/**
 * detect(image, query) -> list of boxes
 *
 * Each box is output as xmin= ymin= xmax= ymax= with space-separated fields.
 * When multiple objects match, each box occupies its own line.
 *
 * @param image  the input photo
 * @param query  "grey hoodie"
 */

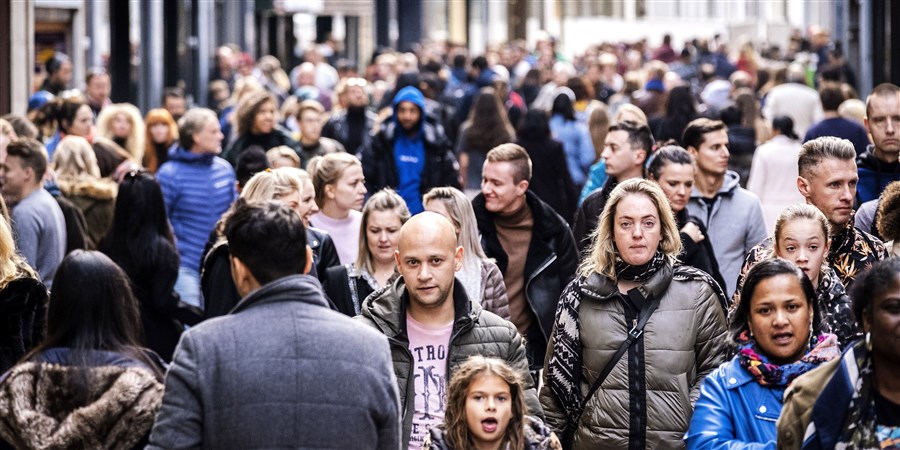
xmin=687 ymin=170 xmax=767 ymax=296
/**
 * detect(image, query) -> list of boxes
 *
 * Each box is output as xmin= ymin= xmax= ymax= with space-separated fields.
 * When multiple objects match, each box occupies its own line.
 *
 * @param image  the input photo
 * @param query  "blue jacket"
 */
xmin=684 ymin=357 xmax=782 ymax=450
xmin=548 ymin=115 xmax=595 ymax=187
xmin=157 ymin=146 xmax=236 ymax=272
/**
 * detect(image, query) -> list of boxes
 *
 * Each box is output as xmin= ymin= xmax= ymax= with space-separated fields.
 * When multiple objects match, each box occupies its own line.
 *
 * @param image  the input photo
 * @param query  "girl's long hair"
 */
xmin=444 ymin=356 xmax=527 ymax=450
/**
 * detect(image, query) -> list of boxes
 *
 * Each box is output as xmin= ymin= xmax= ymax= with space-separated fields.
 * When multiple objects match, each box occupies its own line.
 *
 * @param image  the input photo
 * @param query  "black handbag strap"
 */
xmin=563 ymin=288 xmax=661 ymax=447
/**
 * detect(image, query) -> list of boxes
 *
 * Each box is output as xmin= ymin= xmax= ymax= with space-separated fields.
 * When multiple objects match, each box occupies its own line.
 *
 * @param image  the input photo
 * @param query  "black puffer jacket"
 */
xmin=472 ymin=191 xmax=578 ymax=357
xmin=355 ymin=277 xmax=542 ymax=446
xmin=322 ymin=107 xmax=378 ymax=154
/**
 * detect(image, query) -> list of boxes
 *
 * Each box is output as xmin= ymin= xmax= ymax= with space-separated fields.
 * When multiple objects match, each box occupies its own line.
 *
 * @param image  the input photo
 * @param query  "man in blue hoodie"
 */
xmin=158 ymin=108 xmax=237 ymax=308
xmin=361 ymin=86 xmax=459 ymax=214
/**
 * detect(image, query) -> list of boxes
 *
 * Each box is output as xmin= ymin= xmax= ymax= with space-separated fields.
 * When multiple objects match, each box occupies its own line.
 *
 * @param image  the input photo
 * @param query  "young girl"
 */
xmin=308 ymin=153 xmax=367 ymax=265
xmin=424 ymin=356 xmax=560 ymax=450
xmin=732 ymin=204 xmax=859 ymax=347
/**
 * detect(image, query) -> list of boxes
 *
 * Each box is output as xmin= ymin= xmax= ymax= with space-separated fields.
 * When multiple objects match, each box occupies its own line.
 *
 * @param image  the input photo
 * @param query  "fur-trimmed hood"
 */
xmin=0 ymin=362 xmax=163 ymax=450
xmin=55 ymin=177 xmax=118 ymax=201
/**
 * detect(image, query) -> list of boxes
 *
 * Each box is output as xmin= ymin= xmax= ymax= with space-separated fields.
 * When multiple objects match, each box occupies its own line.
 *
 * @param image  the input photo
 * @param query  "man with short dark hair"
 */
xmin=684 ymin=118 xmax=767 ymax=296
xmin=857 ymin=83 xmax=900 ymax=204
xmin=296 ymin=99 xmax=345 ymax=167
xmin=0 ymin=139 xmax=65 ymax=288
xmin=804 ymin=83 xmax=871 ymax=155
xmin=162 ymin=87 xmax=187 ymax=122
xmin=736 ymin=136 xmax=888 ymax=296
xmin=473 ymin=143 xmax=577 ymax=376
xmin=83 ymin=68 xmax=112 ymax=116
xmin=157 ymin=108 xmax=236 ymax=308
xmin=357 ymin=211 xmax=540 ymax=450
xmin=149 ymin=201 xmax=400 ymax=449
xmin=573 ymin=120 xmax=652 ymax=254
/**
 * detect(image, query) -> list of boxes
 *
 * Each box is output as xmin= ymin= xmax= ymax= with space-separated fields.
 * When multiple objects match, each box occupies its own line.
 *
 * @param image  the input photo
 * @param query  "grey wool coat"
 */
xmin=147 ymin=275 xmax=402 ymax=450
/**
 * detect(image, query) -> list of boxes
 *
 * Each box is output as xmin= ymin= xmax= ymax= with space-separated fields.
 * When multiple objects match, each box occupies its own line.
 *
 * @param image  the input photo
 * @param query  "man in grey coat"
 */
xmin=684 ymin=118 xmax=767 ymax=295
xmin=148 ymin=200 xmax=401 ymax=450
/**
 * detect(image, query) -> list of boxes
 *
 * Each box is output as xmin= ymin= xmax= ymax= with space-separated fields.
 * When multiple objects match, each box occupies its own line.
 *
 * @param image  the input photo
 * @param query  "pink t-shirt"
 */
xmin=406 ymin=313 xmax=453 ymax=450
xmin=309 ymin=210 xmax=362 ymax=265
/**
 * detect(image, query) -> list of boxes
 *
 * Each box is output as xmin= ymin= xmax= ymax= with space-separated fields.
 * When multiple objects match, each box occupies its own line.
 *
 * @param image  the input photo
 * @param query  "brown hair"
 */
xmin=235 ymin=90 xmax=277 ymax=136
xmin=682 ymin=118 xmax=726 ymax=151
xmin=355 ymin=189 xmax=410 ymax=273
xmin=443 ymin=356 xmax=527 ymax=450
xmin=876 ymin=180 xmax=900 ymax=242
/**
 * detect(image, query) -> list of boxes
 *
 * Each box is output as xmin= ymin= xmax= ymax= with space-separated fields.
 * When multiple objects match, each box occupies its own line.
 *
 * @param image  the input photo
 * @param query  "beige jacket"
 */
xmin=540 ymin=263 xmax=728 ymax=450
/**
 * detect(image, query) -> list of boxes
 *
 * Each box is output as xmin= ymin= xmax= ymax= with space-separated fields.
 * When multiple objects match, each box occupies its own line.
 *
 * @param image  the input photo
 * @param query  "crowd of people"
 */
xmin=0 ymin=25 xmax=899 ymax=450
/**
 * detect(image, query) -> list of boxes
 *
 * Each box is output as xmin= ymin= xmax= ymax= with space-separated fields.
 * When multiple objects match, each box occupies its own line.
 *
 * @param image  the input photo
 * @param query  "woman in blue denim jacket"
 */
xmin=684 ymin=259 xmax=840 ymax=449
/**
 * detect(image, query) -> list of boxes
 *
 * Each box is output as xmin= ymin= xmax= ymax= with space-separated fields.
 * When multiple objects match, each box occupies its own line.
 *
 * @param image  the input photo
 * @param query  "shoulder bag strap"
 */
xmin=563 ymin=289 xmax=662 ymax=448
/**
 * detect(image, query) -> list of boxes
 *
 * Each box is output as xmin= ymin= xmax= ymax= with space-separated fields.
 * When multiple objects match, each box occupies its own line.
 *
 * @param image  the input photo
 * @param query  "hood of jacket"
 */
xmin=231 ymin=274 xmax=330 ymax=314
xmin=392 ymin=85 xmax=426 ymax=134
xmin=691 ymin=169 xmax=741 ymax=199
xmin=857 ymin=147 xmax=900 ymax=172
xmin=0 ymin=361 xmax=163 ymax=449
xmin=56 ymin=177 xmax=118 ymax=200
xmin=168 ymin=145 xmax=216 ymax=165
xmin=359 ymin=276 xmax=479 ymax=340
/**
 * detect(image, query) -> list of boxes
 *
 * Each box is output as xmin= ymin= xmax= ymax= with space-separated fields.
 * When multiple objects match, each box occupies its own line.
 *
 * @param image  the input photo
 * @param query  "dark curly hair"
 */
xmin=876 ymin=180 xmax=900 ymax=242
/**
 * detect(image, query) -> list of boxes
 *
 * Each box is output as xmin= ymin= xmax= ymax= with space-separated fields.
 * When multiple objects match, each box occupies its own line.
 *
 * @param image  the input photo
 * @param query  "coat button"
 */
xmin=759 ymin=405 xmax=767 ymax=413
xmin=729 ymin=377 xmax=737 ymax=385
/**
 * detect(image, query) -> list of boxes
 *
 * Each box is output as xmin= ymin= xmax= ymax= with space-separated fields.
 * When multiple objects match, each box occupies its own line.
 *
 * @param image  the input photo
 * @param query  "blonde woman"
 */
xmin=0 ymin=201 xmax=47 ymax=374
xmin=540 ymin=178 xmax=727 ymax=449
xmin=423 ymin=187 xmax=510 ymax=320
xmin=323 ymin=189 xmax=409 ymax=316
xmin=202 ymin=167 xmax=317 ymax=318
xmin=281 ymin=167 xmax=340 ymax=279
xmin=308 ymin=153 xmax=367 ymax=265
xmin=96 ymin=103 xmax=145 ymax=162
xmin=52 ymin=135 xmax=118 ymax=245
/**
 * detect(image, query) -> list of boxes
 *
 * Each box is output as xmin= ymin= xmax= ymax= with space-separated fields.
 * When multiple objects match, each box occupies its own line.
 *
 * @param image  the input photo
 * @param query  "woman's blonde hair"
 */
xmin=772 ymin=203 xmax=831 ymax=258
xmin=422 ymin=187 xmax=488 ymax=265
xmin=0 ymin=202 xmax=38 ymax=289
xmin=443 ymin=356 xmax=527 ymax=450
xmin=578 ymin=178 xmax=682 ymax=279
xmin=266 ymin=146 xmax=301 ymax=168
xmin=52 ymin=136 xmax=116 ymax=198
xmin=308 ymin=153 xmax=361 ymax=208
xmin=355 ymin=189 xmax=410 ymax=273
xmin=613 ymin=103 xmax=648 ymax=126
xmin=240 ymin=167 xmax=304 ymax=203
xmin=215 ymin=167 xmax=304 ymax=238
xmin=96 ymin=103 xmax=145 ymax=162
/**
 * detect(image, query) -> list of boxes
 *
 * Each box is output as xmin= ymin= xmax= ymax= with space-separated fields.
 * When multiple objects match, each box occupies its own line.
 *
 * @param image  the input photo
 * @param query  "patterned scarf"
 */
xmin=737 ymin=332 xmax=840 ymax=387
xmin=815 ymin=266 xmax=862 ymax=346
xmin=614 ymin=250 xmax=665 ymax=282
xmin=834 ymin=340 xmax=880 ymax=450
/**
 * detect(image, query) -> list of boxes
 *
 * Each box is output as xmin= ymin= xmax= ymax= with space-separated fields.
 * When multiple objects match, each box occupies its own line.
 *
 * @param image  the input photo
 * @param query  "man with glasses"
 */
xmin=857 ymin=83 xmax=900 ymax=204
xmin=323 ymin=77 xmax=377 ymax=155
xmin=296 ymin=100 xmax=345 ymax=168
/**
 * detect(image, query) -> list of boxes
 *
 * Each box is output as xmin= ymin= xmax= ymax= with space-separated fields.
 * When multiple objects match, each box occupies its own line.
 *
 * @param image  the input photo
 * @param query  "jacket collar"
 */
xmin=473 ymin=190 xmax=566 ymax=273
xmin=230 ymin=274 xmax=329 ymax=314
xmin=689 ymin=170 xmax=741 ymax=199
xmin=809 ymin=341 xmax=865 ymax=449
xmin=360 ymin=276 xmax=478 ymax=340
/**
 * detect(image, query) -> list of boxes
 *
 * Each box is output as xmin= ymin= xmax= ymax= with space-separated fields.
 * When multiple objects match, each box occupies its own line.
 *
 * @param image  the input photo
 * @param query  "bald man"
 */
xmin=356 ymin=212 xmax=542 ymax=450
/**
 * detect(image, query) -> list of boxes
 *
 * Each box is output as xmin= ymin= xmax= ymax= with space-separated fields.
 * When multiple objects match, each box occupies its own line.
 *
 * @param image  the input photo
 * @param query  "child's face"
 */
xmin=465 ymin=374 xmax=513 ymax=449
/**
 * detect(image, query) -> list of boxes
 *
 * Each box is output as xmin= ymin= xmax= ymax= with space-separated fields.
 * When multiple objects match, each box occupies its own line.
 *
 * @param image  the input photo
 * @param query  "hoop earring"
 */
xmin=808 ymin=322 xmax=816 ymax=349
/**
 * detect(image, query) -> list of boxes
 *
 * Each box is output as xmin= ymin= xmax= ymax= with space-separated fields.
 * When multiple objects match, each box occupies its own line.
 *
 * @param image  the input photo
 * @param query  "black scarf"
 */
xmin=614 ymin=250 xmax=665 ymax=281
